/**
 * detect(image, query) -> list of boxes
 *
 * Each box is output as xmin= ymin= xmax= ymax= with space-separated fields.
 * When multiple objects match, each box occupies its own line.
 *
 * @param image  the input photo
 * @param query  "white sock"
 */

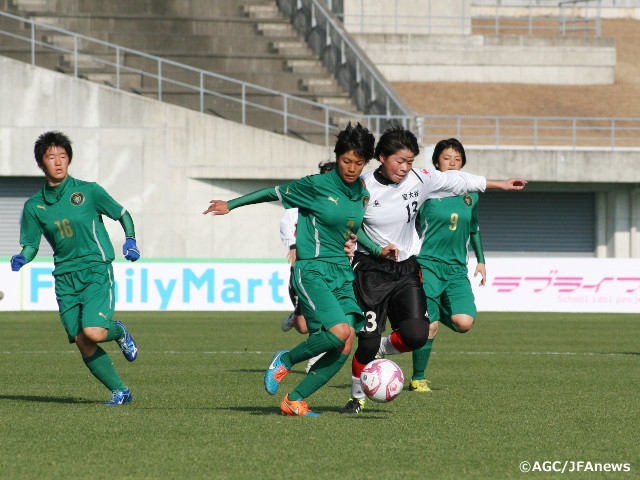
xmin=379 ymin=335 xmax=401 ymax=355
xmin=351 ymin=375 xmax=366 ymax=400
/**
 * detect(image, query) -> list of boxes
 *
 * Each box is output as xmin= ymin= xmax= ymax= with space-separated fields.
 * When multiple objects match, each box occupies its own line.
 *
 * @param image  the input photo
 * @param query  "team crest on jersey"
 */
xmin=70 ymin=192 xmax=85 ymax=206
xmin=463 ymin=194 xmax=473 ymax=206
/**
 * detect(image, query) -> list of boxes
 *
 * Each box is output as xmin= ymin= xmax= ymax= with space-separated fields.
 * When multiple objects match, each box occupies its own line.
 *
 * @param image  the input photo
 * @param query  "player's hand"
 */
xmin=10 ymin=254 xmax=27 ymax=271
xmin=486 ymin=178 xmax=528 ymax=190
xmin=379 ymin=244 xmax=399 ymax=262
xmin=494 ymin=178 xmax=528 ymax=190
xmin=203 ymin=200 xmax=229 ymax=216
xmin=475 ymin=263 xmax=486 ymax=286
xmin=344 ymin=234 xmax=357 ymax=259
xmin=123 ymin=238 xmax=140 ymax=262
xmin=286 ymin=248 xmax=297 ymax=265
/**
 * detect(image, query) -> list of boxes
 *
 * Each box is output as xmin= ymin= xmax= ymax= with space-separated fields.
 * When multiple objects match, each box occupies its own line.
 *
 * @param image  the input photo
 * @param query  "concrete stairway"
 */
xmin=0 ymin=0 xmax=361 ymax=144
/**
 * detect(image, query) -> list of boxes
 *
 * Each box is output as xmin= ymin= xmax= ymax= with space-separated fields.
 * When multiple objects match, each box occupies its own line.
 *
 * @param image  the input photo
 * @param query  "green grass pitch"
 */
xmin=0 ymin=311 xmax=638 ymax=479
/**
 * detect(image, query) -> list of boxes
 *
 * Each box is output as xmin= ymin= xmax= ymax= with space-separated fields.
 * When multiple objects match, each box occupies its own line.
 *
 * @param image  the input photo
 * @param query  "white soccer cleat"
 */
xmin=281 ymin=312 xmax=295 ymax=332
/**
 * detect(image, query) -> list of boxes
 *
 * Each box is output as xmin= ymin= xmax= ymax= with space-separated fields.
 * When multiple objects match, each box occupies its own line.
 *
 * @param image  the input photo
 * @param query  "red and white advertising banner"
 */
xmin=469 ymin=257 xmax=640 ymax=313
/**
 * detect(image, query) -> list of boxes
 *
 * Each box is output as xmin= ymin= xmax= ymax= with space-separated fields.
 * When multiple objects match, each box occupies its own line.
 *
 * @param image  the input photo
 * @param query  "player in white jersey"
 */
xmin=340 ymin=126 xmax=527 ymax=414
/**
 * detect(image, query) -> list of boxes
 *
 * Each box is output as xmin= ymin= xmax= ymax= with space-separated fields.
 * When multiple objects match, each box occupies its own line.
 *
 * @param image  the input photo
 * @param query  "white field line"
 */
xmin=0 ymin=350 xmax=637 ymax=357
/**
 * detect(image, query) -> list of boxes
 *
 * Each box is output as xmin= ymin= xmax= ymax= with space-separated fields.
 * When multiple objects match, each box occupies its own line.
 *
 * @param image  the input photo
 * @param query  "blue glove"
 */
xmin=123 ymin=238 xmax=140 ymax=262
xmin=11 ymin=254 xmax=27 ymax=271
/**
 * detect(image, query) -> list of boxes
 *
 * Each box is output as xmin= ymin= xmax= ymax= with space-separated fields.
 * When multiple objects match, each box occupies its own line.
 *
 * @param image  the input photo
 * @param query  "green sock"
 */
xmin=412 ymin=338 xmax=434 ymax=381
xmin=82 ymin=346 xmax=126 ymax=391
xmin=285 ymin=330 xmax=344 ymax=366
xmin=105 ymin=321 xmax=125 ymax=342
xmin=290 ymin=351 xmax=348 ymax=400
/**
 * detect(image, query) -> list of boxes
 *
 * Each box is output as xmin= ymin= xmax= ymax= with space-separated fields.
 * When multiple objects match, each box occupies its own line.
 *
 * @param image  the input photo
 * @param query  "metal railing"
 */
xmin=416 ymin=115 xmax=640 ymax=150
xmin=559 ymin=0 xmax=601 ymax=36
xmin=473 ymin=0 xmax=602 ymax=36
xmin=328 ymin=0 xmax=603 ymax=37
xmin=472 ymin=0 xmax=639 ymax=7
xmin=326 ymin=0 xmax=473 ymax=35
xmin=2 ymin=11 xmax=638 ymax=151
xmin=0 ymin=10 xmax=411 ymax=147
xmin=276 ymin=0 xmax=413 ymax=117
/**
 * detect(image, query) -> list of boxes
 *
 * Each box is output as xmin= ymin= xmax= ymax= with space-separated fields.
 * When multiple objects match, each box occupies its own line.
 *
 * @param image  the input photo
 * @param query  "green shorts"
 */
xmin=54 ymin=263 xmax=116 ymax=342
xmin=420 ymin=261 xmax=476 ymax=325
xmin=292 ymin=259 xmax=365 ymax=334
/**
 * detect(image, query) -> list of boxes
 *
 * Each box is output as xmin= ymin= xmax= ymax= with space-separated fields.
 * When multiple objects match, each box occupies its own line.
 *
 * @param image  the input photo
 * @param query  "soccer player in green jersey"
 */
xmin=10 ymin=131 xmax=140 ymax=406
xmin=203 ymin=123 xmax=375 ymax=416
xmin=379 ymin=138 xmax=486 ymax=392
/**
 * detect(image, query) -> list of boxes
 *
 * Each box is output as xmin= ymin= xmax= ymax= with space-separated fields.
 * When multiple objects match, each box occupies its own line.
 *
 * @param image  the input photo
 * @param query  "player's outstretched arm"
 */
xmin=203 ymin=187 xmax=281 ymax=216
xmin=486 ymin=178 xmax=528 ymax=190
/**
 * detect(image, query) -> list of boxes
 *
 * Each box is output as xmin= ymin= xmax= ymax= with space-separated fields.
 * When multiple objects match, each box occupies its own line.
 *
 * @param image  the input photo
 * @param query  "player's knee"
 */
xmin=404 ymin=334 xmax=428 ymax=351
xmin=328 ymin=323 xmax=350 ymax=343
xmin=74 ymin=331 xmax=98 ymax=356
xmin=399 ymin=318 xmax=429 ymax=350
xmin=80 ymin=326 xmax=107 ymax=344
xmin=452 ymin=314 xmax=475 ymax=333
xmin=429 ymin=321 xmax=439 ymax=339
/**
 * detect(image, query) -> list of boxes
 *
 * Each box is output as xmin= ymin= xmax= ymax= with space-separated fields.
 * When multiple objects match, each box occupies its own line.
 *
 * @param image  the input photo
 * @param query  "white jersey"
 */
xmin=359 ymin=168 xmax=487 ymax=261
xmin=279 ymin=208 xmax=298 ymax=249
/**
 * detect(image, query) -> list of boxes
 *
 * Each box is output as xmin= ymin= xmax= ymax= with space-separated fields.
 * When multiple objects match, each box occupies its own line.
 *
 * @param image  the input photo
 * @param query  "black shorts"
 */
xmin=287 ymin=267 xmax=302 ymax=316
xmin=352 ymin=251 xmax=428 ymax=338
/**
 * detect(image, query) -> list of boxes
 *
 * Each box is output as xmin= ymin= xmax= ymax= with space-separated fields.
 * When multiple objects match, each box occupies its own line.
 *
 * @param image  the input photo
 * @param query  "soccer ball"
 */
xmin=360 ymin=359 xmax=404 ymax=403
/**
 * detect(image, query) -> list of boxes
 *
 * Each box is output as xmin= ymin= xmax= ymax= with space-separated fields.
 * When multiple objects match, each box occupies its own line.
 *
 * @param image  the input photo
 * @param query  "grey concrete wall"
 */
xmin=351 ymin=33 xmax=616 ymax=85
xmin=0 ymin=56 xmax=331 ymax=260
xmin=2 ymin=56 xmax=640 ymax=258
xmin=453 ymin=148 xmax=640 ymax=184
xmin=343 ymin=0 xmax=472 ymax=35
xmin=342 ymin=0 xmax=615 ymax=85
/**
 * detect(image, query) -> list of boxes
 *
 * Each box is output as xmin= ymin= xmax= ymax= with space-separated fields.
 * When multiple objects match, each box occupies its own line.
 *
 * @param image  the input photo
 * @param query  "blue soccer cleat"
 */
xmin=115 ymin=320 xmax=138 ymax=362
xmin=104 ymin=388 xmax=132 ymax=406
xmin=264 ymin=350 xmax=290 ymax=395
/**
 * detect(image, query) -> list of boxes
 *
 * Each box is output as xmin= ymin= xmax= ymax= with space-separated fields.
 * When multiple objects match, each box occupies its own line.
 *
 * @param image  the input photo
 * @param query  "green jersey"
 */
xmin=278 ymin=169 xmax=369 ymax=266
xmin=227 ymin=169 xmax=369 ymax=265
xmin=417 ymin=193 xmax=481 ymax=268
xmin=19 ymin=176 xmax=126 ymax=276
